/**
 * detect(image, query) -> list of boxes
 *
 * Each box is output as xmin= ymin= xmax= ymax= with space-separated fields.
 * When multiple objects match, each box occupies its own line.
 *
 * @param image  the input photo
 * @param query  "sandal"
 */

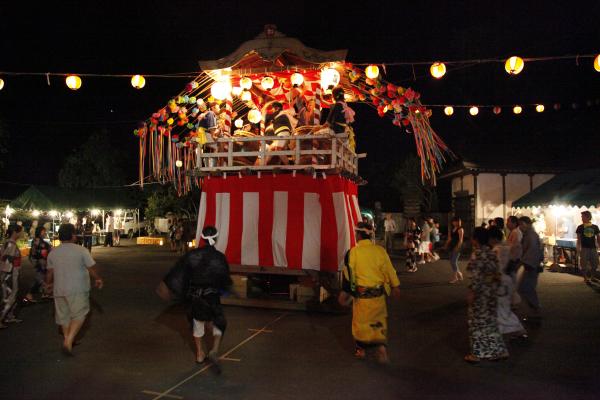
xmin=464 ymin=354 xmax=481 ymax=364
xmin=354 ymin=348 xmax=366 ymax=359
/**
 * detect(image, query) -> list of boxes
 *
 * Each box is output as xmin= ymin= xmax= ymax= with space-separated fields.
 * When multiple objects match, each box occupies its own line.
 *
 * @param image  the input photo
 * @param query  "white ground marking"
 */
xmin=145 ymin=313 xmax=288 ymax=400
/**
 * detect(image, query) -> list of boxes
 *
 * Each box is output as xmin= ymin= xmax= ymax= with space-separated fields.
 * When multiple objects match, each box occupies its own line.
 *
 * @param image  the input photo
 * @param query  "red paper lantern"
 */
xmin=493 ymin=106 xmax=502 ymax=115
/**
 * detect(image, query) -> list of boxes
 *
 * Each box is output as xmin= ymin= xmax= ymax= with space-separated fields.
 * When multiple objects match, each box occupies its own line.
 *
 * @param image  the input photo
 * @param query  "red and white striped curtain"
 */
xmin=196 ymin=175 xmax=360 ymax=272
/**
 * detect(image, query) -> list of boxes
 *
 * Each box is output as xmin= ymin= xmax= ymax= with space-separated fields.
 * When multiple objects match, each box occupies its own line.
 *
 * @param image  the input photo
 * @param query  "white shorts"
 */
xmin=418 ymin=241 xmax=431 ymax=254
xmin=192 ymin=319 xmax=223 ymax=338
xmin=54 ymin=293 xmax=90 ymax=326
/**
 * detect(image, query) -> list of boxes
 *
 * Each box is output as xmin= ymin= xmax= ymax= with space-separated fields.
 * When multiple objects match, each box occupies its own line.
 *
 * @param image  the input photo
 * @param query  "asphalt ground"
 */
xmin=1 ymin=240 xmax=599 ymax=400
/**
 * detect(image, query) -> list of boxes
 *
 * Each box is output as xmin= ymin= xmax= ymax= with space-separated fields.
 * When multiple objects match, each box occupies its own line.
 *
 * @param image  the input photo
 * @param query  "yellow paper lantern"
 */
xmin=232 ymin=86 xmax=243 ymax=96
xmin=175 ymin=160 xmax=183 ymax=168
xmin=469 ymin=106 xmax=479 ymax=116
xmin=365 ymin=65 xmax=379 ymax=79
xmin=248 ymin=109 xmax=262 ymax=124
xmin=505 ymin=56 xmax=524 ymax=75
xmin=513 ymin=105 xmax=522 ymax=114
xmin=536 ymin=104 xmax=545 ymax=113
xmin=593 ymin=55 xmax=600 ymax=72
xmin=0 ymin=78 xmax=4 ymax=90
xmin=65 ymin=75 xmax=82 ymax=90
xmin=320 ymin=68 xmax=340 ymax=90
xmin=234 ymin=118 xmax=244 ymax=128
xmin=211 ymin=81 xmax=231 ymax=100
xmin=131 ymin=75 xmax=146 ymax=89
xmin=444 ymin=106 xmax=454 ymax=116
xmin=430 ymin=62 xmax=447 ymax=79
xmin=240 ymin=77 xmax=253 ymax=90
xmin=290 ymin=72 xmax=304 ymax=87
xmin=241 ymin=90 xmax=252 ymax=102
xmin=261 ymin=76 xmax=275 ymax=90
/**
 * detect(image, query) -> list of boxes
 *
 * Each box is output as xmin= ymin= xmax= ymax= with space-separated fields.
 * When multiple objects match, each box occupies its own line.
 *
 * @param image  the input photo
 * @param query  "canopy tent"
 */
xmin=10 ymin=185 xmax=143 ymax=211
xmin=512 ymin=169 xmax=600 ymax=208
xmin=135 ymin=26 xmax=452 ymax=194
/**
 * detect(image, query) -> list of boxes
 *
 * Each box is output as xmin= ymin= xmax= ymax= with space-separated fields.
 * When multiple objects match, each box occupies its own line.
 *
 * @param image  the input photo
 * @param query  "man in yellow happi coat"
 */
xmin=339 ymin=222 xmax=400 ymax=363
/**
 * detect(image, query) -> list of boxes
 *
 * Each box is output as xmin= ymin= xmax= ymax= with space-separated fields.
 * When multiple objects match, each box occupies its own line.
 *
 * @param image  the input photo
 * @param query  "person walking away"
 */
xmin=25 ymin=226 xmax=53 ymax=303
xmin=488 ymin=227 xmax=527 ymax=340
xmin=113 ymin=215 xmax=121 ymax=247
xmin=517 ymin=216 xmax=543 ymax=320
xmin=429 ymin=217 xmax=441 ymax=261
xmin=506 ymin=216 xmax=523 ymax=305
xmin=104 ymin=213 xmax=114 ymax=247
xmin=338 ymin=222 xmax=400 ymax=363
xmin=576 ymin=210 xmax=600 ymax=283
xmin=46 ymin=224 xmax=103 ymax=355
xmin=157 ymin=226 xmax=232 ymax=373
xmin=404 ymin=218 xmax=421 ymax=272
xmin=168 ymin=219 xmax=178 ymax=252
xmin=83 ymin=217 xmax=94 ymax=253
xmin=383 ymin=213 xmax=397 ymax=255
xmin=464 ymin=227 xmax=508 ymax=364
xmin=418 ymin=217 xmax=433 ymax=264
xmin=0 ymin=225 xmax=24 ymax=328
xmin=446 ymin=217 xmax=464 ymax=283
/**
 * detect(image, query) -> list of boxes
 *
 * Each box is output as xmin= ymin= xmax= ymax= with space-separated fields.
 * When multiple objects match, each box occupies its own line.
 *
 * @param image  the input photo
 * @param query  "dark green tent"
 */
xmin=10 ymin=185 xmax=143 ymax=211
xmin=512 ymin=169 xmax=600 ymax=208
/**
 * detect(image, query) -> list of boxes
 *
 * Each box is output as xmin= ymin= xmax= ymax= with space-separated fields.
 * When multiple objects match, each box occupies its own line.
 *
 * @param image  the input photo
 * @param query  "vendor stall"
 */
xmin=512 ymin=168 xmax=600 ymax=270
xmin=136 ymin=26 xmax=453 ymax=308
xmin=9 ymin=185 xmax=143 ymax=245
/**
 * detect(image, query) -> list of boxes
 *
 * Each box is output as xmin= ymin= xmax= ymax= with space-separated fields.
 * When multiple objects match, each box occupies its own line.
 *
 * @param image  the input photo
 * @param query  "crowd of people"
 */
xmin=198 ymin=87 xmax=356 ymax=168
xmin=1 ymin=208 xmax=597 ymax=371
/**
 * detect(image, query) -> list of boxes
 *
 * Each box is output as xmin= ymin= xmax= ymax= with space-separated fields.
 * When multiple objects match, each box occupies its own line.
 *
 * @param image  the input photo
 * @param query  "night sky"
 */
xmin=1 ymin=1 xmax=599 ymax=208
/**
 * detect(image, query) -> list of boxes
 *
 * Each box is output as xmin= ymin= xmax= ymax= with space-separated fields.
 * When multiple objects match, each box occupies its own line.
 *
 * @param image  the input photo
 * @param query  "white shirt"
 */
xmin=105 ymin=216 xmax=114 ymax=232
xmin=47 ymin=243 xmax=96 ymax=297
xmin=384 ymin=219 xmax=397 ymax=232
xmin=507 ymin=228 xmax=523 ymax=261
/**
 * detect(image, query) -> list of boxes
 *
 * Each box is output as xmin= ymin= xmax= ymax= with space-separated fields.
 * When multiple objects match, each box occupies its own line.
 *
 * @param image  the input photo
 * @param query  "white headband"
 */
xmin=201 ymin=231 xmax=219 ymax=246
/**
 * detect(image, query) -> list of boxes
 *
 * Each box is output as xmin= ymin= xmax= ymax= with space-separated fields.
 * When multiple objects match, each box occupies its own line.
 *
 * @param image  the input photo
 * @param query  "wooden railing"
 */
xmin=195 ymin=133 xmax=364 ymax=175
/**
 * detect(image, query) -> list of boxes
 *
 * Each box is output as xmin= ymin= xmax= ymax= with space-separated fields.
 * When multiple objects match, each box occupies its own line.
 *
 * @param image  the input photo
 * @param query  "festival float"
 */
xmin=135 ymin=25 xmax=452 ymax=309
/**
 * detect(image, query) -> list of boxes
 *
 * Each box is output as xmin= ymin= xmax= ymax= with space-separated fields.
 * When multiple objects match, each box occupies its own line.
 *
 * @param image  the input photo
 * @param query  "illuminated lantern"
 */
xmin=240 ymin=77 xmax=253 ymax=90
xmin=365 ymin=65 xmax=379 ymax=79
xmin=241 ymin=90 xmax=252 ymax=102
xmin=553 ymin=103 xmax=561 ymax=110
xmin=493 ymin=106 xmax=502 ymax=115
xmin=190 ymin=81 xmax=199 ymax=89
xmin=131 ymin=75 xmax=146 ymax=89
xmin=0 ymin=78 xmax=4 ymax=90
xmin=513 ymin=105 xmax=522 ymax=114
xmin=248 ymin=109 xmax=262 ymax=124
xmin=594 ymin=55 xmax=600 ymax=72
xmin=65 ymin=75 xmax=82 ymax=90
xmin=210 ymin=81 xmax=231 ymax=100
xmin=444 ymin=106 xmax=454 ymax=116
xmin=261 ymin=76 xmax=275 ymax=90
xmin=430 ymin=62 xmax=447 ymax=79
xmin=32 ymin=210 xmax=40 ymax=217
xmin=505 ymin=56 xmax=524 ymax=75
xmin=469 ymin=106 xmax=479 ymax=116
xmin=320 ymin=68 xmax=340 ymax=91
xmin=234 ymin=118 xmax=244 ymax=129
xmin=167 ymin=117 xmax=174 ymax=125
xmin=232 ymin=86 xmax=243 ymax=96
xmin=290 ymin=72 xmax=304 ymax=87
xmin=536 ymin=104 xmax=545 ymax=113
xmin=175 ymin=160 xmax=183 ymax=168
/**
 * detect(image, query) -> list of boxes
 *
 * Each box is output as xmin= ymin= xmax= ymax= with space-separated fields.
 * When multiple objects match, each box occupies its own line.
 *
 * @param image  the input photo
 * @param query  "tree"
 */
xmin=144 ymin=186 xmax=199 ymax=226
xmin=391 ymin=155 xmax=438 ymax=216
xmin=58 ymin=129 xmax=126 ymax=188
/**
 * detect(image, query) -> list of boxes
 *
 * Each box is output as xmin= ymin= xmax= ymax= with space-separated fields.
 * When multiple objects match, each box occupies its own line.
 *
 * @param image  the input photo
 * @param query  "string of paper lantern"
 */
xmin=420 ymin=100 xmax=600 ymax=117
xmin=1 ymin=53 xmax=599 ymax=91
